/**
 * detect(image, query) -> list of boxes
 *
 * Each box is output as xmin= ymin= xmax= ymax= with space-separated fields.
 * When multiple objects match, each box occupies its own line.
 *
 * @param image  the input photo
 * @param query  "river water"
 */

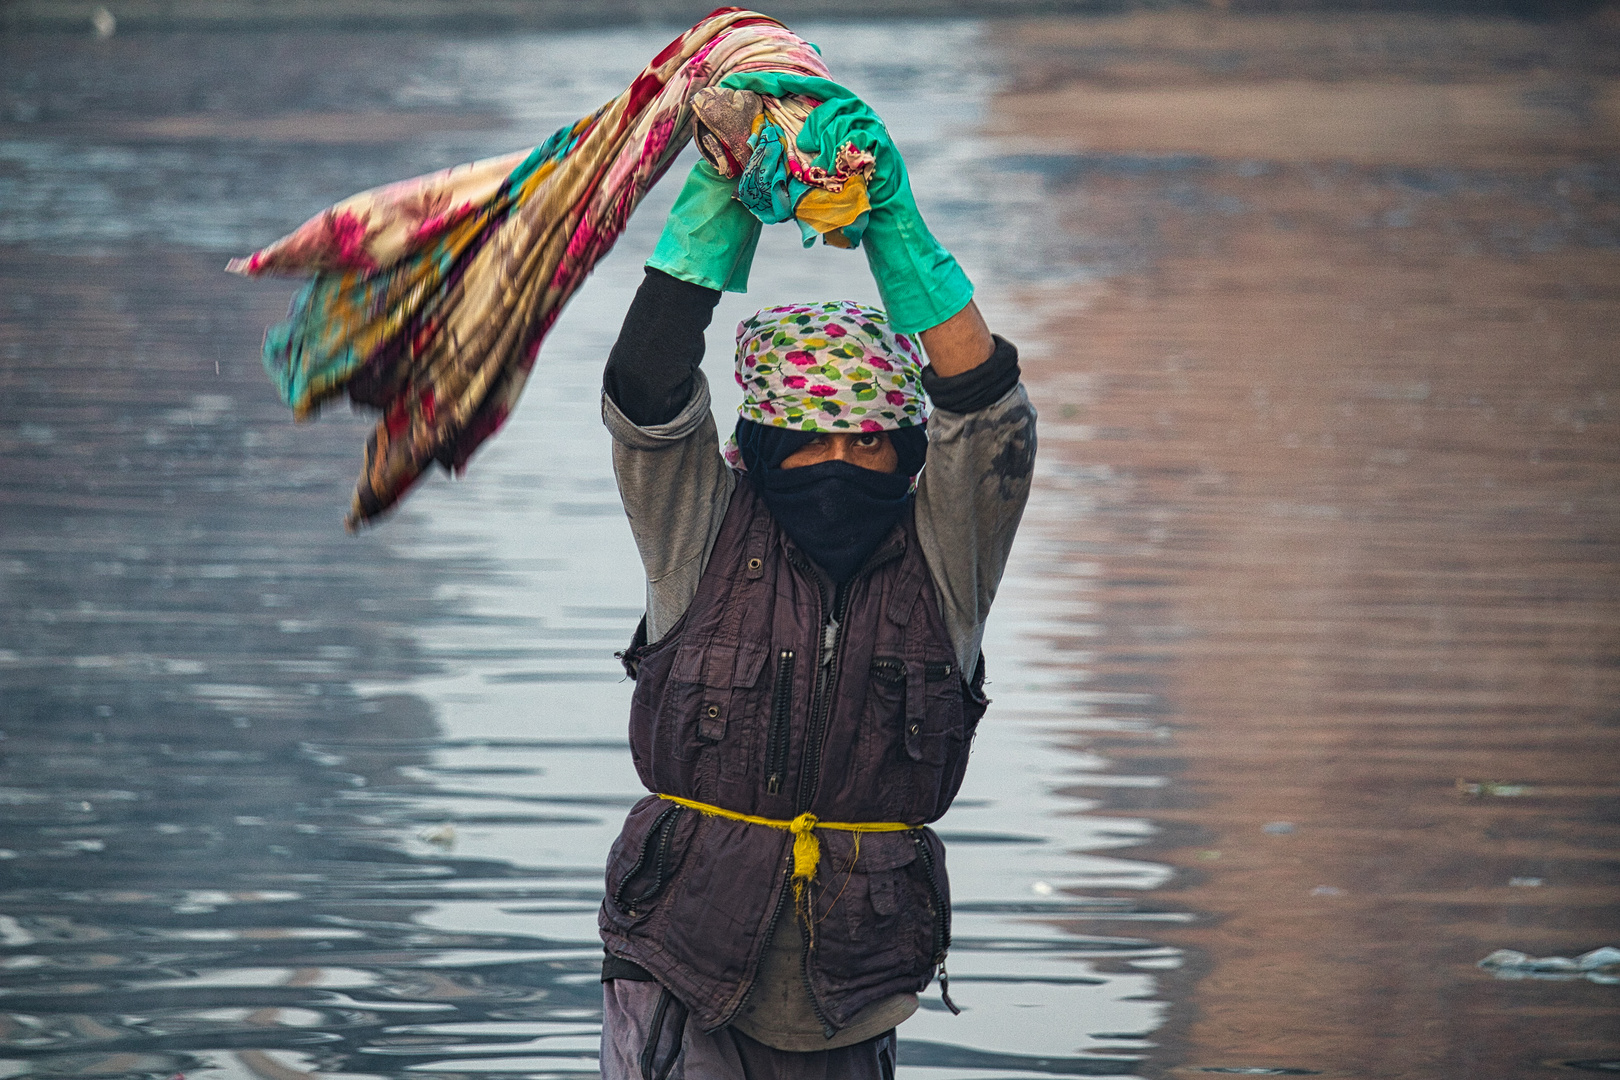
xmin=2 ymin=11 xmax=1617 ymax=1080
xmin=0 ymin=19 xmax=1183 ymax=1080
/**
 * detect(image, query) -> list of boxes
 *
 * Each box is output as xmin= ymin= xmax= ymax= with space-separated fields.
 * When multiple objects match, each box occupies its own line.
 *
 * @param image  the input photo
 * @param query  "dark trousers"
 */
xmin=601 ymin=979 xmax=897 ymax=1080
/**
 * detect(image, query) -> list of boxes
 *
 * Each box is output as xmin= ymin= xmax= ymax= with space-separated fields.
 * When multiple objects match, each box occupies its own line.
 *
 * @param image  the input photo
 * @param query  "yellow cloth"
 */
xmin=654 ymin=793 xmax=912 ymax=885
xmin=793 ymin=173 xmax=871 ymax=249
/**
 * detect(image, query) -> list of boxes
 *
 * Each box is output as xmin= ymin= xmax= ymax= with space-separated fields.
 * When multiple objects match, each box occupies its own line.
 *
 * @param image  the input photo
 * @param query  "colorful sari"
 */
xmin=229 ymin=7 xmax=830 ymax=528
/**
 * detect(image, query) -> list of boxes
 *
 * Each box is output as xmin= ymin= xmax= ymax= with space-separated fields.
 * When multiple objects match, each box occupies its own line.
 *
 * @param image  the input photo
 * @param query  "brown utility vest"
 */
xmin=599 ymin=481 xmax=988 ymax=1035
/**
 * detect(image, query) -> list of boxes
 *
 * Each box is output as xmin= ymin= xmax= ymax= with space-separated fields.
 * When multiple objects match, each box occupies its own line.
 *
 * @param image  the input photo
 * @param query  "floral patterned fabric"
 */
xmin=227 ymin=8 xmax=831 ymax=528
xmin=723 ymin=300 xmax=927 ymax=468
xmin=733 ymin=117 xmax=875 ymax=248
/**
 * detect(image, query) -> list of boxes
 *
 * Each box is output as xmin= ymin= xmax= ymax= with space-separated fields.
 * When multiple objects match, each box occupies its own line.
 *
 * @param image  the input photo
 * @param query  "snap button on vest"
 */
xmin=698 ymin=703 xmax=725 ymax=742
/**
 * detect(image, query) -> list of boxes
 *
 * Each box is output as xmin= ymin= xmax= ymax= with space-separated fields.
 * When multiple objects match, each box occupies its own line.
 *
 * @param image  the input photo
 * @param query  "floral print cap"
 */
xmin=724 ymin=300 xmax=927 ymax=468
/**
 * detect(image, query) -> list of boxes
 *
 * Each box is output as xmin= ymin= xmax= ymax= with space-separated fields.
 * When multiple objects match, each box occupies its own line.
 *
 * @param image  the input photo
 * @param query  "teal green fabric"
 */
xmin=734 ymin=123 xmax=798 ymax=225
xmin=743 ymin=141 xmax=835 ymax=247
xmin=732 ymin=120 xmax=843 ymax=248
xmin=719 ymin=72 xmax=973 ymax=333
xmin=646 ymin=160 xmax=763 ymax=293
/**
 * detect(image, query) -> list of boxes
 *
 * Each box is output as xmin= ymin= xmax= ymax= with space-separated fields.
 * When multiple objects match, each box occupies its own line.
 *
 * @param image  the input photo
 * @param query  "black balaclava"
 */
xmin=734 ymin=419 xmax=929 ymax=584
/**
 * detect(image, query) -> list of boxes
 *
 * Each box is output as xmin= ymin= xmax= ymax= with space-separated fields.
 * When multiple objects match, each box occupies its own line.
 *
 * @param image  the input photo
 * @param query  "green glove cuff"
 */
xmin=647 ymin=160 xmax=763 ymax=293
xmin=860 ymin=215 xmax=973 ymax=335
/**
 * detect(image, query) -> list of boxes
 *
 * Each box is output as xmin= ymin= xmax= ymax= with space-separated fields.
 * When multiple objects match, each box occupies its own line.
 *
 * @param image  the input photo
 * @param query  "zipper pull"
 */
xmin=939 ymin=958 xmax=961 ymax=1015
xmin=821 ymin=618 xmax=839 ymax=664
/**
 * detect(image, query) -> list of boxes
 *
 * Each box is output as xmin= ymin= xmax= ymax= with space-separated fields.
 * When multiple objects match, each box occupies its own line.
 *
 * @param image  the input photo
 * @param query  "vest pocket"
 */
xmin=661 ymin=640 xmax=769 ymax=770
xmin=816 ymin=832 xmax=931 ymax=971
xmin=606 ymin=801 xmax=695 ymax=926
xmin=870 ymin=655 xmax=965 ymax=766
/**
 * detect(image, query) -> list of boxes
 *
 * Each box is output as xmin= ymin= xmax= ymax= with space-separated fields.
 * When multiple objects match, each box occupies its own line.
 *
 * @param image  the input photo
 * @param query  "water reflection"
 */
xmin=991 ymin=11 xmax=1620 ymax=1077
xmin=1 ymin=19 xmax=1172 ymax=1080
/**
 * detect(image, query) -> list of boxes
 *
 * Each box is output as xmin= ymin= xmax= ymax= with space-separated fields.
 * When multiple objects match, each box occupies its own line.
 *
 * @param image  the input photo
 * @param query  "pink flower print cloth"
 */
xmin=725 ymin=300 xmax=927 ymax=467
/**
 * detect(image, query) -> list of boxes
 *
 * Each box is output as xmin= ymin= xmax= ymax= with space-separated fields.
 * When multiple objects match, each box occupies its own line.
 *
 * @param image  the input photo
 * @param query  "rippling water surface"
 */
xmin=8 ymin=12 xmax=1617 ymax=1078
xmin=0 ymin=20 xmax=1178 ymax=1079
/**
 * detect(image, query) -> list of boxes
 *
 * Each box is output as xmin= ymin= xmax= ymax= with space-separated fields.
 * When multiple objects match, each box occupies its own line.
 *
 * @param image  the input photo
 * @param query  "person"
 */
xmin=595 ymin=80 xmax=1036 ymax=1079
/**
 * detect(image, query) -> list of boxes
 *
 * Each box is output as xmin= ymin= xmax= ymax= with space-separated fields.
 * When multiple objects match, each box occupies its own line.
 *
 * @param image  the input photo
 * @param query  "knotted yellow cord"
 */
xmin=653 ymin=794 xmax=915 ymax=936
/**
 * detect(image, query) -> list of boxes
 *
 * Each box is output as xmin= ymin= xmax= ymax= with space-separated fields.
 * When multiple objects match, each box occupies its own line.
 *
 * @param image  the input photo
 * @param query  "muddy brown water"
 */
xmin=1 ymin=10 xmax=1617 ymax=1080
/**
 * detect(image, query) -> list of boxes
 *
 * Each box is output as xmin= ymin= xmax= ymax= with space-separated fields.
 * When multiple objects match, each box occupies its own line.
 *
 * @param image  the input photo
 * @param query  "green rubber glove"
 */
xmin=720 ymin=72 xmax=974 ymax=334
xmin=646 ymin=159 xmax=762 ymax=294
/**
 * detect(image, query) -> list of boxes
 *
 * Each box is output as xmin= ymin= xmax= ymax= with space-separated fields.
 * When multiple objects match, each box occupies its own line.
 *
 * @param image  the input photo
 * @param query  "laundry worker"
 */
xmin=596 ymin=84 xmax=1037 ymax=1079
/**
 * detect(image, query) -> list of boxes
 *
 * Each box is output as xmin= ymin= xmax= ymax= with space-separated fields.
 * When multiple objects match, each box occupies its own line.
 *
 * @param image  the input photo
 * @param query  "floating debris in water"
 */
xmin=1456 ymin=778 xmax=1533 ymax=797
xmin=1508 ymin=877 xmax=1545 ymax=888
xmin=1478 ymin=946 xmax=1620 ymax=983
xmin=1262 ymin=821 xmax=1296 ymax=834
xmin=1310 ymin=885 xmax=1344 ymax=897
xmin=417 ymin=823 xmax=458 ymax=849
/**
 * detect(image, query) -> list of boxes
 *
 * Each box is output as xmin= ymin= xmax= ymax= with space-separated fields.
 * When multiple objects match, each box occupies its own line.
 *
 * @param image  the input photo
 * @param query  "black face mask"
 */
xmin=734 ymin=420 xmax=928 ymax=584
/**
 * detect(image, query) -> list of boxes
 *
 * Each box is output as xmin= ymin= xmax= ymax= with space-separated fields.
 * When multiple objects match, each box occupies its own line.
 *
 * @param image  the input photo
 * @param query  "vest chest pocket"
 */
xmin=870 ymin=656 xmax=964 ymax=766
xmin=665 ymin=639 xmax=770 ymax=773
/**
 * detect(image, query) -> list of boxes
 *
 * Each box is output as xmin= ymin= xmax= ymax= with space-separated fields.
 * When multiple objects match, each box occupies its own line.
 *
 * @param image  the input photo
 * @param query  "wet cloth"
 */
xmin=601 ymin=978 xmax=898 ymax=1079
xmin=226 ymin=9 xmax=832 ymax=528
xmin=792 ymin=173 xmax=871 ymax=249
xmin=717 ymin=71 xmax=973 ymax=333
xmin=736 ymin=122 xmax=799 ymax=224
xmin=735 ymin=122 xmax=874 ymax=249
xmin=687 ymin=79 xmax=876 ymax=250
xmin=690 ymin=87 xmax=765 ymax=177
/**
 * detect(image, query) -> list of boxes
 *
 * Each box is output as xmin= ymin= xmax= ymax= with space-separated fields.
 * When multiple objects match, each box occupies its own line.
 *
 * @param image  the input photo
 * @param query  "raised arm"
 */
xmin=835 ymin=101 xmax=1035 ymax=672
xmin=602 ymin=157 xmax=762 ymax=642
xmin=918 ymin=300 xmax=996 ymax=377
xmin=914 ymin=329 xmax=1034 ymax=674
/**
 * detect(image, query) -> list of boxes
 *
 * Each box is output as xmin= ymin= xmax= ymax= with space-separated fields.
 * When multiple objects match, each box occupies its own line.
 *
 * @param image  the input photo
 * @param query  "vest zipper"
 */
xmin=612 ymin=803 xmax=682 ymax=916
xmin=780 ymin=540 xmax=908 ymax=1037
xmin=795 ymin=576 xmax=850 ymax=814
xmin=781 ymin=549 xmax=846 ymax=1036
xmin=764 ymin=649 xmax=796 ymax=795
xmin=784 ymin=539 xmax=908 ymax=813
xmin=731 ymin=863 xmax=793 ymax=1025
xmin=912 ymin=829 xmax=961 ymax=1015
xmin=801 ymin=898 xmax=837 ymax=1039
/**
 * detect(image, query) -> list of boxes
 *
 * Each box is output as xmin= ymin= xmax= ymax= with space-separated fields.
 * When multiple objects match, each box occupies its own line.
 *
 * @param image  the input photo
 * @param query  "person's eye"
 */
xmin=855 ymin=434 xmax=880 ymax=448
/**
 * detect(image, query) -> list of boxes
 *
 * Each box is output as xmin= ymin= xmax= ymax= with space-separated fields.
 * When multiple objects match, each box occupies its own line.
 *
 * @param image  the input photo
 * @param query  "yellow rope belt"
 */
xmin=655 ymin=794 xmax=915 ymax=885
